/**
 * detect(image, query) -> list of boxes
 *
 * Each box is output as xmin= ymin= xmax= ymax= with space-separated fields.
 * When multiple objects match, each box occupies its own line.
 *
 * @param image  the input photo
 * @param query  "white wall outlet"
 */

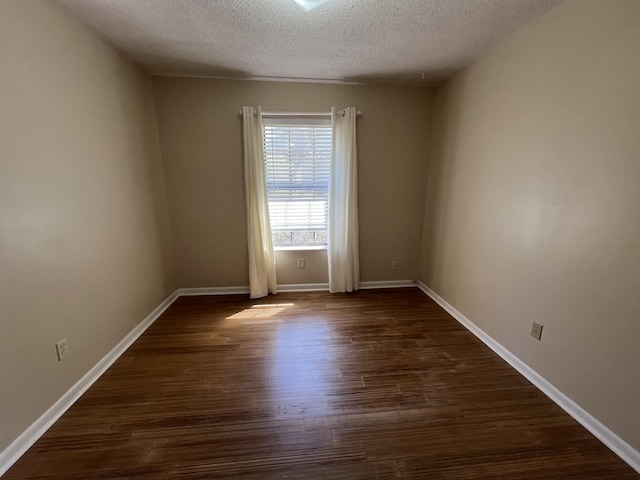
xmin=297 ymin=258 xmax=305 ymax=269
xmin=391 ymin=260 xmax=398 ymax=271
xmin=56 ymin=338 xmax=69 ymax=361
xmin=530 ymin=321 xmax=543 ymax=341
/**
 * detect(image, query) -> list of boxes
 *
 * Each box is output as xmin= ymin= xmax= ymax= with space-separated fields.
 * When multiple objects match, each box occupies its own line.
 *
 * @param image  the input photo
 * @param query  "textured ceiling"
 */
xmin=57 ymin=0 xmax=561 ymax=85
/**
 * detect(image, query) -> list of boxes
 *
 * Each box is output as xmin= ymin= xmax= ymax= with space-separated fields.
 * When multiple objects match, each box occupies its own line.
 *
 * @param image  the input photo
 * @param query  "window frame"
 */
xmin=262 ymin=115 xmax=332 ymax=250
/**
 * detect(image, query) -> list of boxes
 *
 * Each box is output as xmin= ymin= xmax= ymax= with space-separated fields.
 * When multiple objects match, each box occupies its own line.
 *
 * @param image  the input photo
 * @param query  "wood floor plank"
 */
xmin=5 ymin=289 xmax=637 ymax=478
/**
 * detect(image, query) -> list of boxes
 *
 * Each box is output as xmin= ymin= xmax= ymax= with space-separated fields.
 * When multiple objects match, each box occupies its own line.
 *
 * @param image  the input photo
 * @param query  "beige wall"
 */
xmin=0 ymin=0 xmax=175 ymax=451
xmin=153 ymin=78 xmax=433 ymax=287
xmin=420 ymin=0 xmax=640 ymax=451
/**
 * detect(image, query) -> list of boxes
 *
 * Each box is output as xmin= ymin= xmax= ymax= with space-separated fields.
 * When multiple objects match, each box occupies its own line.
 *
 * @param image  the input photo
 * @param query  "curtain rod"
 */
xmin=238 ymin=110 xmax=362 ymax=117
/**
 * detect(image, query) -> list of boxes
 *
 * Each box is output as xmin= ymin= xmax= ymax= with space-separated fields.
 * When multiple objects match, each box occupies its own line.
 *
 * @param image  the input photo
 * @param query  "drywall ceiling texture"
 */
xmin=420 ymin=0 xmax=640 ymax=452
xmin=58 ymin=0 xmax=560 ymax=85
xmin=0 ymin=0 xmax=176 ymax=452
xmin=152 ymin=78 xmax=433 ymax=288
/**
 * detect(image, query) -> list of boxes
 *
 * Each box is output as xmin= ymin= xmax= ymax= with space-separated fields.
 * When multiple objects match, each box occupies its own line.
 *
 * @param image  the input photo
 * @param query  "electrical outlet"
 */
xmin=56 ymin=338 xmax=69 ymax=361
xmin=530 ymin=321 xmax=543 ymax=341
xmin=297 ymin=258 xmax=305 ymax=269
xmin=391 ymin=261 xmax=398 ymax=271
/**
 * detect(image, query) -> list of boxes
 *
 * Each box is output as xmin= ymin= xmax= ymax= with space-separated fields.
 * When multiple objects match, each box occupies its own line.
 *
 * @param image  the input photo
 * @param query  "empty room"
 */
xmin=1 ymin=0 xmax=639 ymax=478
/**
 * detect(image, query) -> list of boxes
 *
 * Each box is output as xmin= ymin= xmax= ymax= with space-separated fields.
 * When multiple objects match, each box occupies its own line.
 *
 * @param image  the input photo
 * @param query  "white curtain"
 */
xmin=328 ymin=107 xmax=360 ymax=293
xmin=242 ymin=106 xmax=277 ymax=299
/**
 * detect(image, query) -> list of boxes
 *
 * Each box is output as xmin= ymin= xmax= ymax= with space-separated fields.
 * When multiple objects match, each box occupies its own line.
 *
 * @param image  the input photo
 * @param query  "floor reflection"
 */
xmin=269 ymin=318 xmax=334 ymax=417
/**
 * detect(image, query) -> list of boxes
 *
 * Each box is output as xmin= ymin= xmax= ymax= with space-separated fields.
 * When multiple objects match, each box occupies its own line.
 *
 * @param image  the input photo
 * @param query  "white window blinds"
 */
xmin=262 ymin=117 xmax=332 ymax=247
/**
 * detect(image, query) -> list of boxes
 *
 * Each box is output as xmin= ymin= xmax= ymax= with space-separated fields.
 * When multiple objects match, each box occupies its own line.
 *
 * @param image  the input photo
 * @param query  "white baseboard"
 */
xmin=416 ymin=281 xmax=640 ymax=475
xmin=278 ymin=280 xmax=416 ymax=292
xmin=277 ymin=283 xmax=328 ymax=292
xmin=178 ymin=281 xmax=417 ymax=296
xmin=177 ymin=286 xmax=250 ymax=296
xmin=0 ymin=290 xmax=179 ymax=477
xmin=359 ymin=280 xmax=415 ymax=289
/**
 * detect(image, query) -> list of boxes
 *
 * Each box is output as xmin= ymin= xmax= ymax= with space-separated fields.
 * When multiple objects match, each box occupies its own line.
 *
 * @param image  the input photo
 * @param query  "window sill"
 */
xmin=274 ymin=246 xmax=327 ymax=252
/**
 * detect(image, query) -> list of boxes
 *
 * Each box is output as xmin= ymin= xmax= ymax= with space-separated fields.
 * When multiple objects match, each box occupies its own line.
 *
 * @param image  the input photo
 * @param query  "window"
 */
xmin=262 ymin=117 xmax=332 ymax=248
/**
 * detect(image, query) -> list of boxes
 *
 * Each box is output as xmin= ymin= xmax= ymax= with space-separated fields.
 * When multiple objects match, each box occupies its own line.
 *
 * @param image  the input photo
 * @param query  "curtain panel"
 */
xmin=242 ymin=106 xmax=277 ymax=299
xmin=328 ymin=106 xmax=360 ymax=293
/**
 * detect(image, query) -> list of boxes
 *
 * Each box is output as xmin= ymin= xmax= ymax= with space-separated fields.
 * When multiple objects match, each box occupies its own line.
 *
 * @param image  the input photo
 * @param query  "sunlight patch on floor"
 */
xmin=226 ymin=303 xmax=295 ymax=319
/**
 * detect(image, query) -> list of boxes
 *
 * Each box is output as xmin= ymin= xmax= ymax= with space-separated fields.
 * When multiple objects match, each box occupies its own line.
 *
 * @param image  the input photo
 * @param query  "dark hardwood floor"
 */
xmin=5 ymin=288 xmax=638 ymax=479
